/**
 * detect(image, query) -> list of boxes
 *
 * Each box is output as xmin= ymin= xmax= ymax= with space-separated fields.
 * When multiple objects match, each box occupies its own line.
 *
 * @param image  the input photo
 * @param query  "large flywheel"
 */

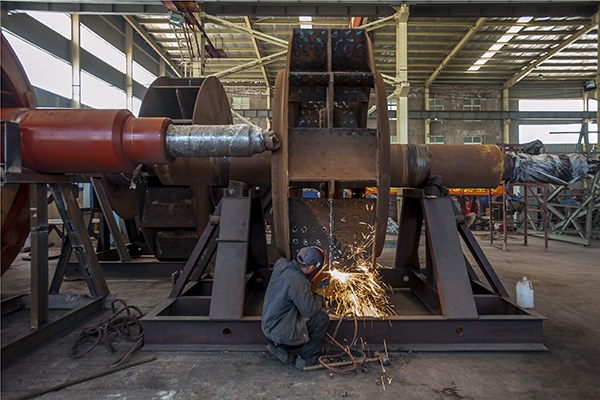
xmin=1 ymin=33 xmax=38 ymax=275
xmin=271 ymin=29 xmax=391 ymax=264
xmin=129 ymin=76 xmax=233 ymax=260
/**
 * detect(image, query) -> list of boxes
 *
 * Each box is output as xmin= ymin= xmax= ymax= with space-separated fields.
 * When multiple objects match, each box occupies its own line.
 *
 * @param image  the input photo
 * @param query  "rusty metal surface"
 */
xmin=420 ymin=193 xmax=479 ymax=319
xmin=50 ymin=184 xmax=109 ymax=297
xmin=142 ymin=311 xmax=545 ymax=351
xmin=372 ymin=71 xmax=391 ymax=258
xmin=271 ymin=70 xmax=291 ymax=258
xmin=209 ymin=197 xmax=251 ymax=320
xmin=29 ymin=183 xmax=49 ymax=329
xmin=288 ymin=198 xmax=377 ymax=264
xmin=100 ymin=174 xmax=138 ymax=220
xmin=138 ymin=76 xmax=234 ymax=260
xmin=139 ymin=76 xmax=207 ymax=120
xmin=192 ymin=76 xmax=234 ymax=126
xmin=153 ymin=230 xmax=199 ymax=260
xmin=428 ymin=144 xmax=504 ymax=188
xmin=390 ymin=144 xmax=505 ymax=188
xmin=288 ymin=128 xmax=377 ymax=182
xmin=139 ymin=28 xmax=546 ymax=352
xmin=272 ymin=29 xmax=389 ymax=259
xmin=141 ymin=187 xmax=195 ymax=228
xmin=1 ymin=183 xmax=30 ymax=275
xmin=289 ymin=29 xmax=372 ymax=73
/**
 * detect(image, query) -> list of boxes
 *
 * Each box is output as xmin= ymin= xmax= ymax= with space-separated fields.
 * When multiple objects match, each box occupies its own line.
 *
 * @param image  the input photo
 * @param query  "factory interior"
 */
xmin=1 ymin=0 xmax=599 ymax=399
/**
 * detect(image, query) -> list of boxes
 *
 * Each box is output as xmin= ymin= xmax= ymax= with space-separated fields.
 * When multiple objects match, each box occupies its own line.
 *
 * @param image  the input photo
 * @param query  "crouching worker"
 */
xmin=261 ymin=246 xmax=330 ymax=370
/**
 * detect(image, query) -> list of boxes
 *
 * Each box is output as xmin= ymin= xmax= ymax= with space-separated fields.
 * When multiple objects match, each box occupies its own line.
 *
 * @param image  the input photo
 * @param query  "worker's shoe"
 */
xmin=267 ymin=343 xmax=294 ymax=364
xmin=295 ymin=355 xmax=318 ymax=370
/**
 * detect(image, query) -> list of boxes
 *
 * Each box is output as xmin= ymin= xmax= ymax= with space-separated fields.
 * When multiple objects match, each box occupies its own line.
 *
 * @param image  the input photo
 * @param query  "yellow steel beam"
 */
xmin=209 ymin=50 xmax=287 ymax=79
xmin=425 ymin=17 xmax=486 ymax=88
xmin=244 ymin=16 xmax=272 ymax=129
xmin=201 ymin=12 xmax=288 ymax=48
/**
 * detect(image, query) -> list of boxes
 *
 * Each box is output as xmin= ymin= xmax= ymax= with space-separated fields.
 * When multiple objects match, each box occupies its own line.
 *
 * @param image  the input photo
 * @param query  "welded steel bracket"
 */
xmin=143 ymin=184 xmax=271 ymax=347
xmin=50 ymin=184 xmax=110 ymax=298
xmin=1 ymin=183 xmax=110 ymax=369
xmin=379 ymin=187 xmax=546 ymax=348
xmin=142 ymin=185 xmax=546 ymax=352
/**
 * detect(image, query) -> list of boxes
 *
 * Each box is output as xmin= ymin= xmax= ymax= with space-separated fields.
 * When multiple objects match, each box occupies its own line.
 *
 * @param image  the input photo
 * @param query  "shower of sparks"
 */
xmin=325 ymin=226 xmax=396 ymax=318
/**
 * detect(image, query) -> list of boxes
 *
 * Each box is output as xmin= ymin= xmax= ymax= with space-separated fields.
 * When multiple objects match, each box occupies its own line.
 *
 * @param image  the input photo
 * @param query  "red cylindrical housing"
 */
xmin=1 ymin=108 xmax=171 ymax=174
xmin=122 ymin=115 xmax=173 ymax=166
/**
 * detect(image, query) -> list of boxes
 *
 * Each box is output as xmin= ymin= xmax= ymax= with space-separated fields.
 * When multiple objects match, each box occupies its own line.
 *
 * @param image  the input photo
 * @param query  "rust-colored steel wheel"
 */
xmin=271 ymin=29 xmax=390 ymax=262
xmin=1 ymin=33 xmax=38 ymax=275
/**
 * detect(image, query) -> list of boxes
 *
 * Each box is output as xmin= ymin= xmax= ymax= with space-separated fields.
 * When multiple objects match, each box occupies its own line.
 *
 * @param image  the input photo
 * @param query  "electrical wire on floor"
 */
xmin=70 ymin=299 xmax=144 ymax=367
xmin=317 ymin=313 xmax=366 ymax=375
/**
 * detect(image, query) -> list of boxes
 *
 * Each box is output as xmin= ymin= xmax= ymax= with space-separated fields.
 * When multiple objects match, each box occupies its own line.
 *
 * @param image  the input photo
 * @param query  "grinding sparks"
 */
xmin=326 ymin=229 xmax=396 ymax=318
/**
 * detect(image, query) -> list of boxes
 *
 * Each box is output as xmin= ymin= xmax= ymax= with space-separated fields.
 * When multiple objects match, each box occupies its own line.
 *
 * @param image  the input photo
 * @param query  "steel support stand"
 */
xmin=49 ymin=184 xmax=109 ymax=297
xmin=144 ymin=184 xmax=271 ymax=347
xmin=2 ymin=184 xmax=110 ymax=369
xmin=90 ymin=177 xmax=131 ymax=262
xmin=143 ymin=185 xmax=545 ymax=351
xmin=29 ymin=183 xmax=49 ymax=329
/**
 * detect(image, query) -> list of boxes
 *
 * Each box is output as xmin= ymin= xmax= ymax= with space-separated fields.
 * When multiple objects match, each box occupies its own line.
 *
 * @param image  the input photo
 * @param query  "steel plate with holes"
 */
xmin=288 ymin=198 xmax=376 ymax=263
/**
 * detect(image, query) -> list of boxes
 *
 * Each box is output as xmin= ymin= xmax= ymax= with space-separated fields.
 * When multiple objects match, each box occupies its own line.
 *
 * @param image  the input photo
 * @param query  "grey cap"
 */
xmin=297 ymin=246 xmax=324 ymax=267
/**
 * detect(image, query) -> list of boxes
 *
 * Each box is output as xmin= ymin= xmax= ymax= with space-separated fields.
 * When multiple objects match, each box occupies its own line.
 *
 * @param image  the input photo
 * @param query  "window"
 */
xmin=3 ymin=31 xmax=72 ymax=99
xmin=429 ymin=98 xmax=444 ymax=110
xmin=429 ymin=98 xmax=443 ymax=122
xmin=133 ymin=62 xmax=157 ymax=88
xmin=429 ymin=135 xmax=444 ymax=144
xmin=299 ymin=16 xmax=313 ymax=29
xmin=519 ymin=99 xmax=598 ymax=144
xmin=464 ymin=98 xmax=481 ymax=111
xmin=388 ymin=99 xmax=397 ymax=121
xmin=81 ymin=24 xmax=126 ymax=74
xmin=81 ymin=71 xmax=126 ymax=109
xmin=463 ymin=98 xmax=481 ymax=121
xmin=232 ymin=97 xmax=250 ymax=110
xmin=26 ymin=11 xmax=71 ymax=39
xmin=464 ymin=136 xmax=482 ymax=145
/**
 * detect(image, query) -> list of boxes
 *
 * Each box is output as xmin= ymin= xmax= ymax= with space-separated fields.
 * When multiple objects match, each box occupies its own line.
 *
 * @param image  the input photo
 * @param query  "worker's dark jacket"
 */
xmin=261 ymin=258 xmax=323 ymax=346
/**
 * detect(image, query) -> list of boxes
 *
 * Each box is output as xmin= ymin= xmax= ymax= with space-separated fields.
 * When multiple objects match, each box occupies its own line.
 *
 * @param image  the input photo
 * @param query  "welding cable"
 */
xmin=70 ymin=299 xmax=144 ymax=366
xmin=320 ymin=333 xmax=366 ymax=375
xmin=317 ymin=314 xmax=366 ymax=375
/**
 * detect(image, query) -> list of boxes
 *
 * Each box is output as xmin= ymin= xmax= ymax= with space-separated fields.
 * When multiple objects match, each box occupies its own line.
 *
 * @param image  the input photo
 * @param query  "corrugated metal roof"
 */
xmin=134 ymin=12 xmax=597 ymax=88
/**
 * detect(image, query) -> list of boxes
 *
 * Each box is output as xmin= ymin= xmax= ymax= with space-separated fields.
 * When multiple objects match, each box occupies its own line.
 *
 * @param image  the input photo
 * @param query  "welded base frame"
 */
xmin=143 ymin=303 xmax=545 ymax=352
xmin=143 ymin=186 xmax=546 ymax=351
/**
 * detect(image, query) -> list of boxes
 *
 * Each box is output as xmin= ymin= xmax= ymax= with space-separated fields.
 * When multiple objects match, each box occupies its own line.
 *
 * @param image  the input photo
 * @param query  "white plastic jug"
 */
xmin=516 ymin=277 xmax=534 ymax=308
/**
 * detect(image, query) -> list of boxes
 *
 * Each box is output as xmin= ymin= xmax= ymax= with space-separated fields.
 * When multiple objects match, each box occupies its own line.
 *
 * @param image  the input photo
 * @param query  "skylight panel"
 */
xmin=468 ymin=17 xmax=533 ymax=72
xmin=299 ymin=16 xmax=313 ymax=29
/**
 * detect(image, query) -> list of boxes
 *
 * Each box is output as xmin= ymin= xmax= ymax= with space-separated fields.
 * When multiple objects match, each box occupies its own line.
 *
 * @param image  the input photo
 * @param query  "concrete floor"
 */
xmin=2 ymin=233 xmax=599 ymax=400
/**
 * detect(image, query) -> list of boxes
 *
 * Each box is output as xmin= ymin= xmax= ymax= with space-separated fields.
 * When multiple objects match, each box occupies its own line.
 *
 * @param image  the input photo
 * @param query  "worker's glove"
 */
xmin=314 ymin=279 xmax=329 ymax=298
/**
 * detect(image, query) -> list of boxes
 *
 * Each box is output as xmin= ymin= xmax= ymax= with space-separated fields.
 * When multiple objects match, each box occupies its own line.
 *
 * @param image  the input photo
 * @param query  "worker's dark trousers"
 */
xmin=299 ymin=310 xmax=329 ymax=362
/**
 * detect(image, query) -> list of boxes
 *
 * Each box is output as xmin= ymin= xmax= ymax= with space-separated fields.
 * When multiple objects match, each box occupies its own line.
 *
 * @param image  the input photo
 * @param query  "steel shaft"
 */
xmin=1 ymin=108 xmax=276 ymax=174
xmin=166 ymin=124 xmax=279 ymax=158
